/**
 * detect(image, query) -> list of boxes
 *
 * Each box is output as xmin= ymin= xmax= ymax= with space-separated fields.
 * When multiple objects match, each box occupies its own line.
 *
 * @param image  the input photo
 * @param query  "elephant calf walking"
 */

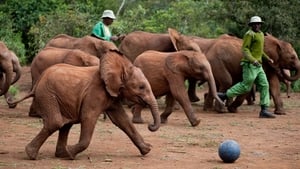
xmin=130 ymin=28 xmax=223 ymax=127
xmin=8 ymin=49 xmax=160 ymax=160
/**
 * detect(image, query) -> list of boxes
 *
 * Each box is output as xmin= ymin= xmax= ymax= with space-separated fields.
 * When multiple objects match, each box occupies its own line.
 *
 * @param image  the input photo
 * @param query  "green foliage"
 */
xmin=1 ymin=0 xmax=300 ymax=91
xmin=117 ymin=0 xmax=225 ymax=37
xmin=291 ymin=80 xmax=300 ymax=92
xmin=28 ymin=9 xmax=93 ymax=62
xmin=8 ymin=86 xmax=19 ymax=97
xmin=113 ymin=5 xmax=148 ymax=33
xmin=0 ymin=11 xmax=26 ymax=65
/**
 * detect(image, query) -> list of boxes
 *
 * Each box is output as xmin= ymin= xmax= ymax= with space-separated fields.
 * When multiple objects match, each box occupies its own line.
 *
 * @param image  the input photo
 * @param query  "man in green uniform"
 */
xmin=91 ymin=9 xmax=123 ymax=42
xmin=218 ymin=16 xmax=276 ymax=118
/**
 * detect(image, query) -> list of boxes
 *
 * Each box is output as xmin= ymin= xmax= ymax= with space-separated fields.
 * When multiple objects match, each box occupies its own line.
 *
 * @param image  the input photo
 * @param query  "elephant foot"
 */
xmin=203 ymin=105 xmax=214 ymax=111
xmin=55 ymin=147 xmax=70 ymax=158
xmin=188 ymin=94 xmax=200 ymax=102
xmin=214 ymin=106 xmax=227 ymax=113
xmin=203 ymin=102 xmax=214 ymax=111
xmin=247 ymin=100 xmax=255 ymax=105
xmin=8 ymin=103 xmax=17 ymax=109
xmin=214 ymin=100 xmax=227 ymax=113
xmin=190 ymin=118 xmax=201 ymax=127
xmin=132 ymin=116 xmax=144 ymax=124
xmin=227 ymin=106 xmax=238 ymax=113
xmin=139 ymin=142 xmax=152 ymax=155
xmin=65 ymin=145 xmax=76 ymax=160
xmin=25 ymin=144 xmax=38 ymax=160
xmin=274 ymin=110 xmax=286 ymax=115
xmin=173 ymin=103 xmax=181 ymax=110
xmin=7 ymin=97 xmax=17 ymax=108
xmin=160 ymin=116 xmax=168 ymax=124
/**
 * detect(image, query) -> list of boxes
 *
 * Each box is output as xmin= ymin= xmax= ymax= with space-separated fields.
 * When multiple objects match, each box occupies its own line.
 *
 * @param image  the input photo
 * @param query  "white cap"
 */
xmin=101 ymin=10 xmax=116 ymax=19
xmin=249 ymin=16 xmax=263 ymax=25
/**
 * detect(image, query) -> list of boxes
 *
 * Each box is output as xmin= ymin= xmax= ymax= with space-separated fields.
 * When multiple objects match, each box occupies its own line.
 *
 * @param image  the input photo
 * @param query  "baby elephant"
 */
xmin=131 ymin=28 xmax=223 ymax=127
xmin=31 ymin=47 xmax=99 ymax=87
xmin=9 ymin=49 xmax=160 ymax=160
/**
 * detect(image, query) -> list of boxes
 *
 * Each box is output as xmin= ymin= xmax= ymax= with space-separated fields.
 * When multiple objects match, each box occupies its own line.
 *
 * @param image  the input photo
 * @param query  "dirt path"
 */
xmin=0 ymin=66 xmax=299 ymax=169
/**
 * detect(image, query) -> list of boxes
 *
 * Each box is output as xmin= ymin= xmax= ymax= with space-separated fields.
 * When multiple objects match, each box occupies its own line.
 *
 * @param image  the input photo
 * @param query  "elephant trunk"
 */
xmin=282 ymin=62 xmax=300 ymax=81
xmin=11 ymin=66 xmax=21 ymax=85
xmin=0 ymin=67 xmax=13 ymax=96
xmin=207 ymin=68 xmax=224 ymax=106
xmin=145 ymin=94 xmax=161 ymax=132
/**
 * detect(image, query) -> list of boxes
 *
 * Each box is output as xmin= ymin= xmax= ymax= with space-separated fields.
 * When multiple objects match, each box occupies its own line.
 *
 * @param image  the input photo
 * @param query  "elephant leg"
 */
xmin=55 ymin=123 xmax=73 ymax=158
xmin=106 ymin=104 xmax=151 ymax=155
xmin=187 ymin=78 xmax=200 ymax=102
xmin=227 ymin=94 xmax=247 ymax=113
xmin=26 ymin=99 xmax=63 ymax=160
xmin=160 ymin=93 xmax=176 ymax=124
xmin=171 ymin=83 xmax=200 ymax=127
xmin=26 ymin=127 xmax=56 ymax=160
xmin=269 ymin=75 xmax=285 ymax=115
xmin=131 ymin=104 xmax=145 ymax=124
xmin=203 ymin=92 xmax=214 ymax=111
xmin=66 ymin=116 xmax=97 ymax=160
xmin=246 ymin=85 xmax=256 ymax=105
xmin=28 ymin=100 xmax=41 ymax=118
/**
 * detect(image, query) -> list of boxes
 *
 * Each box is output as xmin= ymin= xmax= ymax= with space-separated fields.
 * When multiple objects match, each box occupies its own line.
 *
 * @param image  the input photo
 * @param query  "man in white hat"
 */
xmin=91 ymin=10 xmax=123 ymax=42
xmin=218 ymin=16 xmax=276 ymax=118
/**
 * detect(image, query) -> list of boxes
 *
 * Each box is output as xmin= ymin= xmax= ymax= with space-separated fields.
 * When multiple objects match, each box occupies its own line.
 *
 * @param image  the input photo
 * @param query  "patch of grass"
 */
xmin=212 ymin=166 xmax=223 ymax=169
xmin=229 ymin=121 xmax=241 ymax=126
xmin=52 ymin=166 xmax=68 ymax=169
xmin=8 ymin=85 xmax=19 ymax=96
xmin=201 ymin=140 xmax=219 ymax=148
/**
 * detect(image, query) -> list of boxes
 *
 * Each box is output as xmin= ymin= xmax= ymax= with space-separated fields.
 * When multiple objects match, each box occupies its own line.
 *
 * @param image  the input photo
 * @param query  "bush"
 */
xmin=0 ymin=11 xmax=27 ymax=65
xmin=9 ymin=86 xmax=19 ymax=97
xmin=28 ymin=9 xmax=94 ymax=62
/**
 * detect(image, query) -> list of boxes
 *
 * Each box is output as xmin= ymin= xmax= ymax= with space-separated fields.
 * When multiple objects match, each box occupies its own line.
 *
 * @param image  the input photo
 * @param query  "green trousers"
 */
xmin=226 ymin=62 xmax=270 ymax=107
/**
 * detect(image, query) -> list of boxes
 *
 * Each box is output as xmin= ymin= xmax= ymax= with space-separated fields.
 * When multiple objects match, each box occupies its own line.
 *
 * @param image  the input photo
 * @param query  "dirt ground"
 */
xmin=0 ymin=66 xmax=299 ymax=169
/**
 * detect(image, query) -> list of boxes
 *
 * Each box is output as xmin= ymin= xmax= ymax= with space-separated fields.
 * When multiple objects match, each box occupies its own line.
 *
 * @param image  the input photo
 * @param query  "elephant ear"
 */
xmin=168 ymin=28 xmax=181 ymax=51
xmin=165 ymin=52 xmax=190 ymax=74
xmin=100 ymin=50 xmax=127 ymax=97
xmin=94 ymin=38 xmax=119 ymax=58
xmin=166 ymin=51 xmax=202 ymax=74
xmin=264 ymin=34 xmax=280 ymax=64
xmin=168 ymin=28 xmax=202 ymax=52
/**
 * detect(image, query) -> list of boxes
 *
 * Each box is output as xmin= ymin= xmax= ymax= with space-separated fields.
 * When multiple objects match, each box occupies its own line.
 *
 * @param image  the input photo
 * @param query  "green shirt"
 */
xmin=91 ymin=21 xmax=111 ymax=41
xmin=241 ymin=30 xmax=270 ymax=63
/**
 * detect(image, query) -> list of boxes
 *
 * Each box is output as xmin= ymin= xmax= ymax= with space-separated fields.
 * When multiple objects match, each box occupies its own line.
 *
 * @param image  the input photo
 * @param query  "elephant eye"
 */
xmin=139 ymin=85 xmax=145 ymax=90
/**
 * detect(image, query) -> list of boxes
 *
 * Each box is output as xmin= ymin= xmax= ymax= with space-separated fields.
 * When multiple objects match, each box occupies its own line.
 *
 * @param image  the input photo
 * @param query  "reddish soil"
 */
xmin=0 ymin=66 xmax=299 ymax=169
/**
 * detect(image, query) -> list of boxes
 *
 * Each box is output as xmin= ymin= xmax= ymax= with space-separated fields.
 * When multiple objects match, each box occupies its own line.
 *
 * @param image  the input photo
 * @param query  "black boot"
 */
xmin=217 ymin=92 xmax=228 ymax=102
xmin=259 ymin=106 xmax=276 ymax=118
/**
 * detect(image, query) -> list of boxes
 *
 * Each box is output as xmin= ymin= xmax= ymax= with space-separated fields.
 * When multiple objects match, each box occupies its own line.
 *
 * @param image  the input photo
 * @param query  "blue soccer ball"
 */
xmin=218 ymin=139 xmax=240 ymax=163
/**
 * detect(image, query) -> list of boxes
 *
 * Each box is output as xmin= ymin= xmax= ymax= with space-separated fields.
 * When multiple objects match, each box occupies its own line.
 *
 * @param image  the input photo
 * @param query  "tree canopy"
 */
xmin=0 ymin=0 xmax=299 ymax=64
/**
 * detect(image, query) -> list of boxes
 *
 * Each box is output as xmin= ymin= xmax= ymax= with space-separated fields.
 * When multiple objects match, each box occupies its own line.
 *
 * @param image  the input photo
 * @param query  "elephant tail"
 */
xmin=8 ymin=70 xmax=42 ymax=108
xmin=7 ymin=90 xmax=35 ymax=108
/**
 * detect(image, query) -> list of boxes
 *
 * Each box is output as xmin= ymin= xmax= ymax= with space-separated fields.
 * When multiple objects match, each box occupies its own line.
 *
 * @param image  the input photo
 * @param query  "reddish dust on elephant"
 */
xmin=119 ymin=31 xmax=300 ymax=116
xmin=0 ymin=66 xmax=299 ymax=169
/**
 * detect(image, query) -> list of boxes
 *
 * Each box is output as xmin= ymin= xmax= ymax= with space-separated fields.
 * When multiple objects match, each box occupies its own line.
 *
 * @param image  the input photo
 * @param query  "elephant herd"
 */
xmin=0 ymin=27 xmax=299 ymax=160
xmin=119 ymin=30 xmax=300 ymax=115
